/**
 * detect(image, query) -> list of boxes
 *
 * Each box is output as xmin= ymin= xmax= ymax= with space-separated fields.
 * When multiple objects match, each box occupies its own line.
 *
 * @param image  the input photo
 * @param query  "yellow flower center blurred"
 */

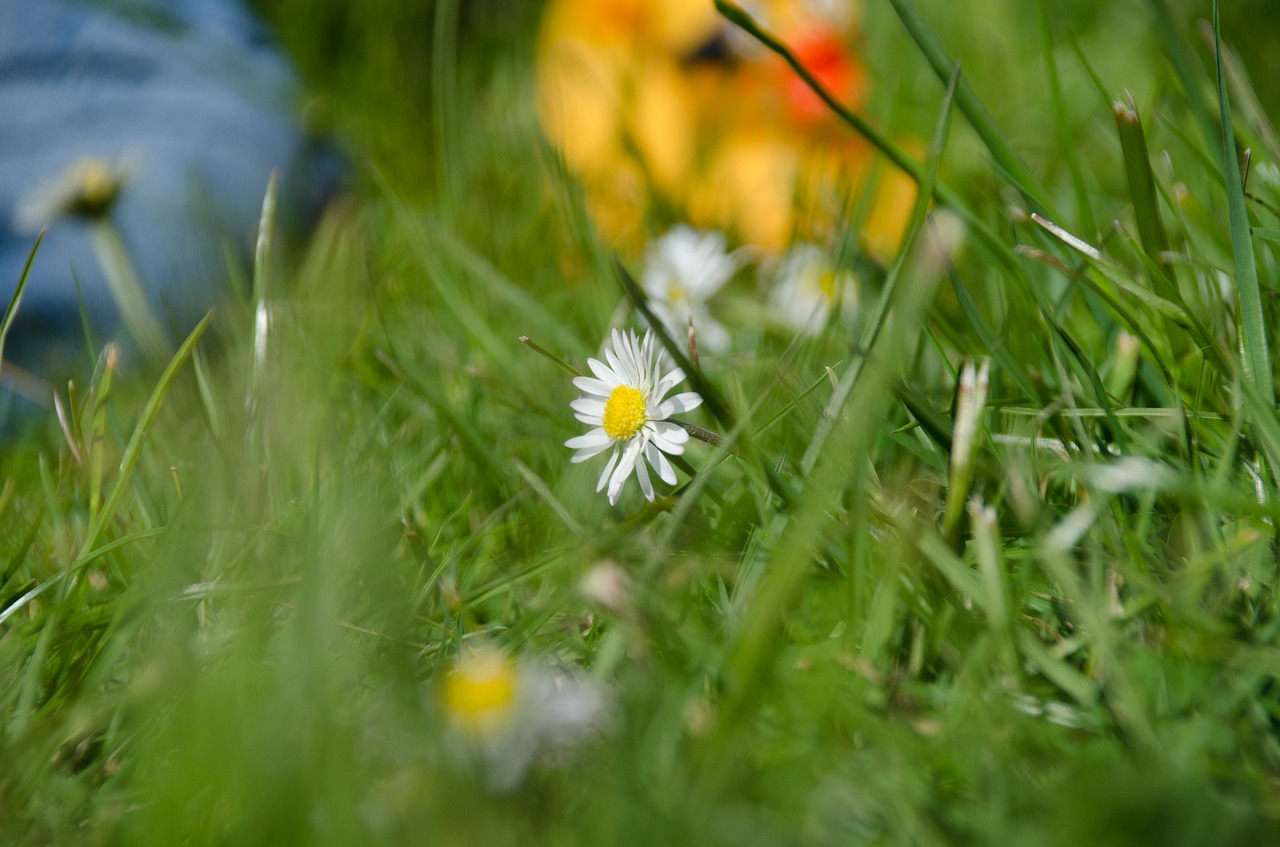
xmin=818 ymin=269 xmax=838 ymax=301
xmin=66 ymin=157 xmax=123 ymax=217
xmin=443 ymin=650 xmax=518 ymax=733
xmin=602 ymin=385 xmax=647 ymax=440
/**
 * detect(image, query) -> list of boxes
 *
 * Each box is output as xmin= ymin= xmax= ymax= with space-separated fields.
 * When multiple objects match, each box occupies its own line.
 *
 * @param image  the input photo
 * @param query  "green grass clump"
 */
xmin=4 ymin=0 xmax=1280 ymax=843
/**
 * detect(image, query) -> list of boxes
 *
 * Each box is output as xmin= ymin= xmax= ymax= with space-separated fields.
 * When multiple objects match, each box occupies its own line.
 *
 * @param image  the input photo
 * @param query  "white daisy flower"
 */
xmin=442 ymin=645 xmax=609 ymax=792
xmin=565 ymin=328 xmax=703 ymax=505
xmin=642 ymin=225 xmax=740 ymax=353
xmin=14 ymin=155 xmax=132 ymax=232
xmin=766 ymin=242 xmax=857 ymax=334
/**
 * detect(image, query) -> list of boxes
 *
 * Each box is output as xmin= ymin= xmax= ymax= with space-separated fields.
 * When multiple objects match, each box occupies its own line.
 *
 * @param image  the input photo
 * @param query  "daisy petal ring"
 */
xmin=565 ymin=328 xmax=703 ymax=505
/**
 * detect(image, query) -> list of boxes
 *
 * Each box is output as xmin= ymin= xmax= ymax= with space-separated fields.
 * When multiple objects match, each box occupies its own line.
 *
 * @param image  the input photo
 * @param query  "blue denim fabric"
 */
xmin=0 ymin=0 xmax=342 ymax=425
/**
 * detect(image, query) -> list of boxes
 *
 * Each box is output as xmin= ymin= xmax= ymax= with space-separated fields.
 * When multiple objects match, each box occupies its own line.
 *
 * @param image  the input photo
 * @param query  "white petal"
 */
xmin=634 ymin=456 xmax=654 ymax=501
xmin=646 ymin=335 xmax=667 ymax=387
xmin=604 ymin=345 xmax=625 ymax=383
xmin=657 ymin=391 xmax=702 ymax=417
xmin=587 ymin=358 xmax=620 ymax=386
xmin=606 ymin=329 xmax=639 ymax=385
xmin=573 ymin=376 xmax=614 ymax=396
xmin=571 ymin=398 xmax=606 ymax=415
xmin=566 ymin=429 xmax=611 ymax=450
xmin=646 ymin=441 xmax=677 ymax=485
xmin=574 ymin=411 xmax=604 ymax=425
xmin=649 ymin=420 xmax=689 ymax=455
xmin=572 ymin=442 xmax=613 ymax=462
xmin=653 ymin=367 xmax=686 ymax=401
xmin=596 ymin=449 xmax=621 ymax=493
xmin=607 ymin=439 xmax=643 ymax=504
xmin=626 ymin=331 xmax=648 ymax=387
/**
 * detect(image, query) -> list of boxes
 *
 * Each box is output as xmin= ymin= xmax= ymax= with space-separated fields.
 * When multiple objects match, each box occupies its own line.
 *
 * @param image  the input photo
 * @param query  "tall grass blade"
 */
xmin=79 ymin=310 xmax=214 ymax=558
xmin=884 ymin=0 xmax=1052 ymax=216
xmin=1114 ymin=96 xmax=1174 ymax=297
xmin=1213 ymin=1 xmax=1274 ymax=408
xmin=0 ymin=231 xmax=42 ymax=385
xmin=1038 ymin=1 xmax=1098 ymax=239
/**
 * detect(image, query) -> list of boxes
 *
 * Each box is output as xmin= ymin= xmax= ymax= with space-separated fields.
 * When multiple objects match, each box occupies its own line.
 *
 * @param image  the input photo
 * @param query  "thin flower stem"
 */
xmin=89 ymin=218 xmax=170 ymax=362
xmin=668 ymin=418 xmax=744 ymax=459
xmin=519 ymin=335 xmax=583 ymax=377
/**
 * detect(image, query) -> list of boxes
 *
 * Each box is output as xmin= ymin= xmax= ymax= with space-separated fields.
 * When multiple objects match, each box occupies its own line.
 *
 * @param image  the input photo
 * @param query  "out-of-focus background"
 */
xmin=7 ymin=0 xmax=1280 ymax=844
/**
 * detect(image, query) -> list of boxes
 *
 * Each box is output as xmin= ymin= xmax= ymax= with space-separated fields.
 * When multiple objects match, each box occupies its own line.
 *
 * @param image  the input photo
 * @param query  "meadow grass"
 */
xmin=3 ymin=0 xmax=1280 ymax=843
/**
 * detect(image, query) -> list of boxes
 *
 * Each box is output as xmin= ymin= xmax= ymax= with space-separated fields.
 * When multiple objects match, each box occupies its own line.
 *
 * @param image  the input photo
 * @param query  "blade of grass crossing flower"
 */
xmin=713 ymin=0 xmax=1021 ymax=279
xmin=804 ymin=63 xmax=961 ymax=478
xmin=0 ymin=231 xmax=42 ymax=384
xmin=1214 ymin=1 xmax=1274 ymax=409
xmin=612 ymin=257 xmax=733 ymax=429
xmin=613 ymin=254 xmax=802 ymax=505
xmin=78 ymin=310 xmax=213 ymax=560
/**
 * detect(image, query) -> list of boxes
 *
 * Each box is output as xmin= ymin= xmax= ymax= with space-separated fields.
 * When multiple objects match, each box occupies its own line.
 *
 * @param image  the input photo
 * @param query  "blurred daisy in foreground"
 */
xmin=766 ymin=243 xmax=857 ymax=334
xmin=642 ymin=225 xmax=741 ymax=353
xmin=565 ymin=328 xmax=701 ymax=505
xmin=442 ymin=645 xmax=609 ymax=791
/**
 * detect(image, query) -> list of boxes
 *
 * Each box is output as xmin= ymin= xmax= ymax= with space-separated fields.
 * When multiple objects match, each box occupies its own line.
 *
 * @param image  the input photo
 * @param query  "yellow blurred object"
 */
xmin=443 ymin=647 xmax=519 ymax=735
xmin=535 ymin=0 xmax=909 ymax=258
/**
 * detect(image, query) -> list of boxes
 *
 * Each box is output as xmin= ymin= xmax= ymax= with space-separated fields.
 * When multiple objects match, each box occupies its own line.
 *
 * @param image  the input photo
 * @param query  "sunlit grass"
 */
xmin=4 ymin=0 xmax=1280 ymax=843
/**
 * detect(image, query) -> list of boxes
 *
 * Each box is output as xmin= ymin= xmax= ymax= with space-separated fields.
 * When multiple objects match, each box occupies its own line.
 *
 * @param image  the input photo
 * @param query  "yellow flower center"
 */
xmin=443 ymin=650 xmax=518 ymax=734
xmin=602 ymin=384 xmax=647 ymax=440
xmin=67 ymin=157 xmax=123 ymax=218
xmin=818 ymin=268 xmax=838 ymax=301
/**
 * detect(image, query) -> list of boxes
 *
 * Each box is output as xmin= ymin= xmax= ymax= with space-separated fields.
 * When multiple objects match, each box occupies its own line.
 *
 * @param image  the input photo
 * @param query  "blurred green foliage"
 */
xmin=6 ymin=0 xmax=1280 ymax=843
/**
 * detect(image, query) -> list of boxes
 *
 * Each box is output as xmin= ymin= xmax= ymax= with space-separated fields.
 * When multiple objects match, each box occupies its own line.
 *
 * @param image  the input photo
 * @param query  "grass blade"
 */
xmin=0 ymin=231 xmax=43 ymax=385
xmin=884 ymin=0 xmax=1053 ymax=216
xmin=1213 ymin=1 xmax=1274 ymax=408
xmin=78 ymin=310 xmax=214 ymax=558
xmin=1114 ymin=95 xmax=1174 ymax=297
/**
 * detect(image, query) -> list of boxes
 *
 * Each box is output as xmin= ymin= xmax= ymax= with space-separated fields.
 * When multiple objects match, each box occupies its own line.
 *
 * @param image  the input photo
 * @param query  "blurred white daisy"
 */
xmin=442 ymin=645 xmax=609 ymax=791
xmin=766 ymin=243 xmax=857 ymax=334
xmin=565 ymin=328 xmax=702 ymax=505
xmin=642 ymin=225 xmax=741 ymax=353
xmin=14 ymin=155 xmax=131 ymax=232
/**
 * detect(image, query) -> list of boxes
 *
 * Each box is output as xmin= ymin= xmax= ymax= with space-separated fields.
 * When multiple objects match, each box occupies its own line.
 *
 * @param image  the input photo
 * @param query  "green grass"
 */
xmin=4 ymin=0 xmax=1280 ymax=843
